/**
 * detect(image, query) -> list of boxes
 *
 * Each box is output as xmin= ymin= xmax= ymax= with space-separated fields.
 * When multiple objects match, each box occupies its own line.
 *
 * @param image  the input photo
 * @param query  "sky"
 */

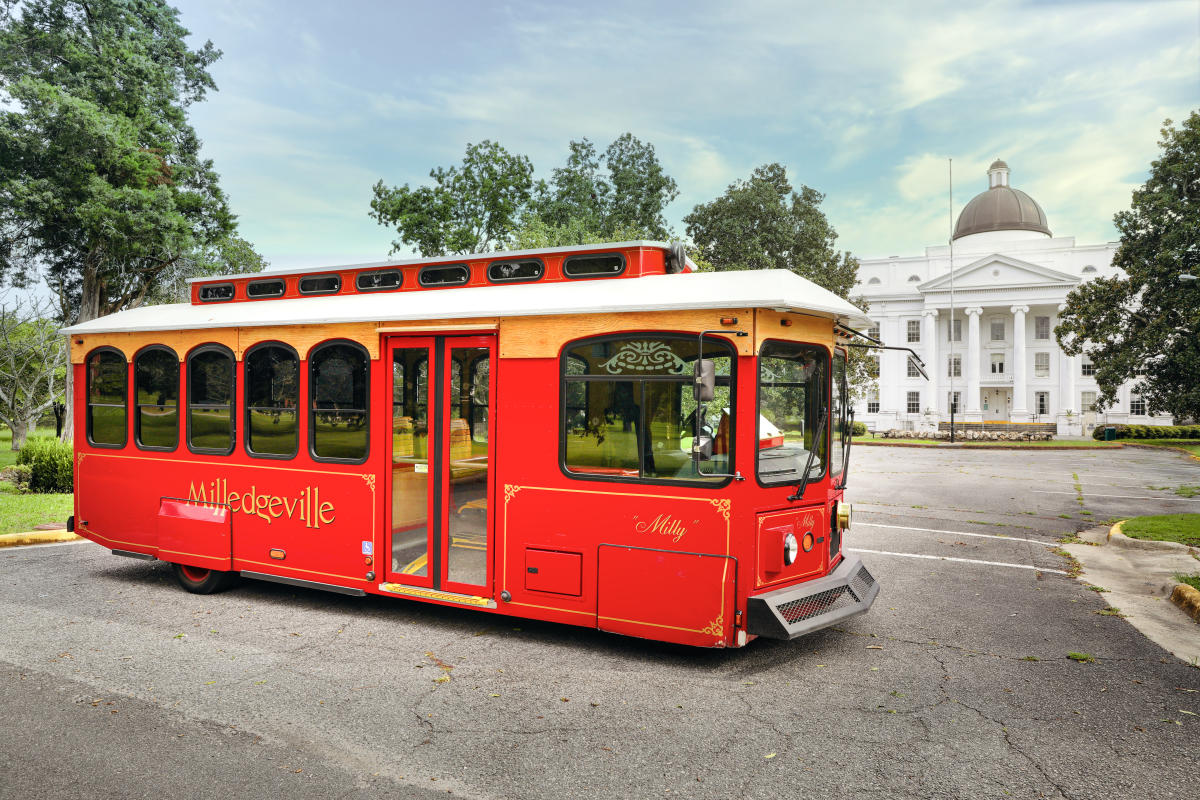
xmin=169 ymin=0 xmax=1199 ymax=270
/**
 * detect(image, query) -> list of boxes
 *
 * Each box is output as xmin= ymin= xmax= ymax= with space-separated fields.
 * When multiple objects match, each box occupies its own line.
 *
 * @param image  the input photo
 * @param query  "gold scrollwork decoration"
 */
xmin=701 ymin=613 xmax=724 ymax=636
xmin=504 ymin=484 xmax=522 ymax=504
xmin=361 ymin=474 xmax=376 ymax=493
xmin=708 ymin=498 xmax=731 ymax=521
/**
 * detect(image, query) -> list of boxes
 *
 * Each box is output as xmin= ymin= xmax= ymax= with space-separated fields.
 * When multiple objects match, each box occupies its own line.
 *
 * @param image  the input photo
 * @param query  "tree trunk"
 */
xmin=11 ymin=418 xmax=29 ymax=451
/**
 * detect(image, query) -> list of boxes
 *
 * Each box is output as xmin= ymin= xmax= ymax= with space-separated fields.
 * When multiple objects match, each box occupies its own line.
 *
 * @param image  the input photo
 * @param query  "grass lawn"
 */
xmin=1175 ymin=573 xmax=1200 ymax=591
xmin=1120 ymin=514 xmax=1200 ymax=547
xmin=0 ymin=482 xmax=73 ymax=536
xmin=1126 ymin=439 xmax=1200 ymax=457
xmin=859 ymin=437 xmax=1121 ymax=448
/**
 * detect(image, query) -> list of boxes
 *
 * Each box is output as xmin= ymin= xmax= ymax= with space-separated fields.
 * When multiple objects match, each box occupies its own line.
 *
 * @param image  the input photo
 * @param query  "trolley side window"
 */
xmin=310 ymin=341 xmax=369 ymax=463
xmin=560 ymin=333 xmax=734 ymax=485
xmin=245 ymin=343 xmax=299 ymax=459
xmin=134 ymin=347 xmax=178 ymax=450
xmin=86 ymin=348 xmax=127 ymax=448
xmin=187 ymin=345 xmax=235 ymax=455
xmin=757 ymin=341 xmax=828 ymax=485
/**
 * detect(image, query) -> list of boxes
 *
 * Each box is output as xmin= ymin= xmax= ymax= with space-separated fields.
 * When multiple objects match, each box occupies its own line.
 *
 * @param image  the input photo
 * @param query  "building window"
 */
xmin=1034 ymin=352 xmax=1050 ymax=377
xmin=1082 ymin=265 xmax=1097 ymax=274
xmin=947 ymin=391 xmax=961 ymax=413
xmin=310 ymin=341 xmax=370 ymax=462
xmin=867 ymin=277 xmax=881 ymax=285
xmin=906 ymin=391 xmax=920 ymax=414
xmin=866 ymin=324 xmax=880 ymax=341
xmin=1081 ymin=391 xmax=1097 ymax=413
xmin=990 ymin=320 xmax=1005 ymax=341
xmin=245 ymin=342 xmax=300 ymax=458
xmin=1035 ymin=316 xmax=1050 ymax=339
xmin=134 ymin=346 xmax=178 ymax=450
xmin=1036 ymin=391 xmax=1049 ymax=415
xmin=187 ymin=345 xmax=235 ymax=454
xmin=990 ymin=353 xmax=1005 ymax=374
xmin=561 ymin=334 xmax=736 ymax=484
xmin=866 ymin=387 xmax=879 ymax=414
xmin=1081 ymin=358 xmax=1096 ymax=376
xmin=1130 ymin=394 xmax=1146 ymax=416
xmin=907 ymin=320 xmax=920 ymax=343
xmin=87 ymin=348 xmax=127 ymax=447
xmin=907 ymin=274 xmax=921 ymax=282
xmin=947 ymin=355 xmax=961 ymax=378
xmin=907 ymin=359 xmax=921 ymax=378
xmin=947 ymin=318 xmax=962 ymax=342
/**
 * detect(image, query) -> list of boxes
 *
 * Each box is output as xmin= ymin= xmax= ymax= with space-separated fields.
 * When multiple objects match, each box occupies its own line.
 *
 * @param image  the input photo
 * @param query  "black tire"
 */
xmin=171 ymin=563 xmax=239 ymax=594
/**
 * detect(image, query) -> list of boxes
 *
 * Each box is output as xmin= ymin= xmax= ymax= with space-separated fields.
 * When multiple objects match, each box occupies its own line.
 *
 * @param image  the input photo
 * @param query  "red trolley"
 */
xmin=65 ymin=241 xmax=879 ymax=647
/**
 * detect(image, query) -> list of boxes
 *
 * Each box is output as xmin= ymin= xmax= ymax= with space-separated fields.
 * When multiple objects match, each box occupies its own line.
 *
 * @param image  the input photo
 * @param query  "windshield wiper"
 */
xmin=787 ymin=404 xmax=828 ymax=502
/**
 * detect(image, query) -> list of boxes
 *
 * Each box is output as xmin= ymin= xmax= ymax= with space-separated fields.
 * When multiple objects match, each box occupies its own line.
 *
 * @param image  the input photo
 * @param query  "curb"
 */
xmin=1119 ymin=442 xmax=1200 ymax=462
xmin=1170 ymin=584 xmax=1200 ymax=622
xmin=1107 ymin=521 xmax=1197 ymax=553
xmin=857 ymin=441 xmax=1122 ymax=451
xmin=0 ymin=531 xmax=83 ymax=548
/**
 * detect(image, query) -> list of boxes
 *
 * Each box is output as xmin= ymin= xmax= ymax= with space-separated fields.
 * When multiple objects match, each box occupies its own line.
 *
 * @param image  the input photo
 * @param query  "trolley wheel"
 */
xmin=171 ymin=563 xmax=239 ymax=594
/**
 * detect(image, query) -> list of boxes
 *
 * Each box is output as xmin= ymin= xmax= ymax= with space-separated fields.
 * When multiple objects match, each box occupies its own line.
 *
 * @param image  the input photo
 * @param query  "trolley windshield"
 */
xmin=756 ymin=341 xmax=828 ymax=485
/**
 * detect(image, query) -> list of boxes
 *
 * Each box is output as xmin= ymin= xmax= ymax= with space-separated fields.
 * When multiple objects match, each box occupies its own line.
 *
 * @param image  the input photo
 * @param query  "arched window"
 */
xmin=310 ymin=341 xmax=369 ymax=462
xmin=907 ymin=274 xmax=921 ymax=282
xmin=1082 ymin=265 xmax=1098 ymax=274
xmin=134 ymin=346 xmax=178 ymax=450
xmin=86 ymin=348 xmax=127 ymax=447
xmin=245 ymin=342 xmax=299 ymax=458
xmin=187 ymin=345 xmax=235 ymax=454
xmin=867 ymin=277 xmax=881 ymax=285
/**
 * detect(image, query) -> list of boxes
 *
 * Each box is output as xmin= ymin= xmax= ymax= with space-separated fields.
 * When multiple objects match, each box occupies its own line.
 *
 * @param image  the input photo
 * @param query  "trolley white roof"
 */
xmin=63 ymin=269 xmax=871 ymax=334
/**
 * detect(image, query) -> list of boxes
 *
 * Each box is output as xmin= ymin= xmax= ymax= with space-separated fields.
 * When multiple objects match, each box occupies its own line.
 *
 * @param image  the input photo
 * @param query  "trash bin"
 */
xmin=1103 ymin=426 xmax=1116 ymax=441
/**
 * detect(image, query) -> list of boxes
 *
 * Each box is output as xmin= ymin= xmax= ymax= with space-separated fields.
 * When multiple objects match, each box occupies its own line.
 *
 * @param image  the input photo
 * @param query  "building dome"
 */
xmin=953 ymin=160 xmax=1051 ymax=240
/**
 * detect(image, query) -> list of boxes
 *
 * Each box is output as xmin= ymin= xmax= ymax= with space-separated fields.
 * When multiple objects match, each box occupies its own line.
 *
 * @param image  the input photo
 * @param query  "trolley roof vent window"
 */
xmin=298 ymin=274 xmax=341 ymax=295
xmin=198 ymin=283 xmax=235 ymax=302
xmin=356 ymin=269 xmax=402 ymax=292
xmin=563 ymin=253 xmax=625 ymax=279
xmin=419 ymin=264 xmax=470 ymax=287
xmin=487 ymin=259 xmax=543 ymax=284
xmin=246 ymin=278 xmax=285 ymax=299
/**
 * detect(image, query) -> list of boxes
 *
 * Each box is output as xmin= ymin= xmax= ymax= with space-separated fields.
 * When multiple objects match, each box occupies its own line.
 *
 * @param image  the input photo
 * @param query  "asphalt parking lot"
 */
xmin=2 ymin=445 xmax=1198 ymax=799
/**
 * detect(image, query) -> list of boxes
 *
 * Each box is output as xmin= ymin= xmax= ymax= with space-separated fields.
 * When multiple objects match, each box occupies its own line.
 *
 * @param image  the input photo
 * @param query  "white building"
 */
xmin=854 ymin=160 xmax=1172 ymax=436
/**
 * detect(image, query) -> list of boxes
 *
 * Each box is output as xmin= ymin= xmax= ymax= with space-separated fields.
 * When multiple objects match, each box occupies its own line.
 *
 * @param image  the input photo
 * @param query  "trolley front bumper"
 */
xmin=746 ymin=556 xmax=879 ymax=640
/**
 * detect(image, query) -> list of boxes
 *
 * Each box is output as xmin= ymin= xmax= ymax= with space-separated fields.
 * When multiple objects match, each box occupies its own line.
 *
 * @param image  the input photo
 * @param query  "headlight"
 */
xmin=784 ymin=532 xmax=799 ymax=565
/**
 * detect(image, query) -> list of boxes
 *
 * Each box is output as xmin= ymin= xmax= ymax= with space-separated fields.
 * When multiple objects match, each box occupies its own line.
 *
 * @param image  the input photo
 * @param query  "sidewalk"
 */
xmin=1062 ymin=523 xmax=1200 ymax=665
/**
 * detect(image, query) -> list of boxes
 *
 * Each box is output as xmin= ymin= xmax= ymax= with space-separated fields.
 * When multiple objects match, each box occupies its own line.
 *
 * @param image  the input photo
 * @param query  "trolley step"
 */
xmin=746 ymin=557 xmax=878 ymax=639
xmin=379 ymin=583 xmax=497 ymax=609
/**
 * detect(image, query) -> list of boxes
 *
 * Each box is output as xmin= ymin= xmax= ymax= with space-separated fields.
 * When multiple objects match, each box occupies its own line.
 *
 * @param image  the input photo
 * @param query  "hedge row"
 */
xmin=16 ymin=437 xmax=73 ymax=493
xmin=1091 ymin=424 xmax=1200 ymax=441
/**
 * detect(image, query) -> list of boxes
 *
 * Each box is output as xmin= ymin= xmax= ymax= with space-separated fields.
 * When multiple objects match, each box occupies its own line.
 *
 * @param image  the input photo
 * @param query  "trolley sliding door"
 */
xmin=386 ymin=335 xmax=495 ymax=596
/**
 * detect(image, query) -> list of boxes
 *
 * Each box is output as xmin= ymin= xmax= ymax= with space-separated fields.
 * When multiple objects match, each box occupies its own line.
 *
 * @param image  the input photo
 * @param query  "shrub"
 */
xmin=1092 ymin=423 xmax=1200 ymax=441
xmin=851 ymin=420 xmax=868 ymax=436
xmin=9 ymin=463 xmax=32 ymax=493
xmin=16 ymin=437 xmax=73 ymax=493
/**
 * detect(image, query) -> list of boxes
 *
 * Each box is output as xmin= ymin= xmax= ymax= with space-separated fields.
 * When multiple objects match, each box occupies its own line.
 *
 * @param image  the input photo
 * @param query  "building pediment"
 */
xmin=918 ymin=254 xmax=1080 ymax=292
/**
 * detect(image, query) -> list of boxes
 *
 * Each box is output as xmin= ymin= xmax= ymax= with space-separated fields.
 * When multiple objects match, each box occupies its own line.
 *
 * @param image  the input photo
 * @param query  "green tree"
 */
xmin=0 ymin=292 xmax=66 ymax=450
xmin=1056 ymin=112 xmax=1200 ymax=420
xmin=0 ymin=0 xmax=237 ymax=441
xmin=685 ymin=163 xmax=873 ymax=397
xmin=370 ymin=140 xmax=535 ymax=256
xmin=518 ymin=134 xmax=679 ymax=245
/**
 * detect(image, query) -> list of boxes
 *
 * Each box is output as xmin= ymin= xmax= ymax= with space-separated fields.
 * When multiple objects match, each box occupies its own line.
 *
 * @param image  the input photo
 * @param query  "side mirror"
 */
xmin=692 ymin=434 xmax=714 ymax=460
xmin=693 ymin=359 xmax=715 ymax=402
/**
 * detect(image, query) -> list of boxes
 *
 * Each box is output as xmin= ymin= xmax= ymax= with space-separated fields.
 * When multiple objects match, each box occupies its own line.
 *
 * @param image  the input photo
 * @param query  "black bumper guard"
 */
xmin=746 ymin=556 xmax=879 ymax=640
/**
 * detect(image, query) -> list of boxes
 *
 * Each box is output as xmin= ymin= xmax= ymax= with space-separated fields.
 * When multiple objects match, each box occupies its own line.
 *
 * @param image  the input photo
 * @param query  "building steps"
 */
xmin=937 ymin=421 xmax=1058 ymax=435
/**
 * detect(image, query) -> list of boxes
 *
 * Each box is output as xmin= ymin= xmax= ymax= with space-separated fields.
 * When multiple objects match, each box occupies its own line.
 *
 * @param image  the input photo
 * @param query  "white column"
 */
xmin=923 ymin=309 xmax=939 ymax=418
xmin=1057 ymin=304 xmax=1077 ymax=434
xmin=1010 ymin=304 xmax=1029 ymax=420
xmin=965 ymin=307 xmax=983 ymax=418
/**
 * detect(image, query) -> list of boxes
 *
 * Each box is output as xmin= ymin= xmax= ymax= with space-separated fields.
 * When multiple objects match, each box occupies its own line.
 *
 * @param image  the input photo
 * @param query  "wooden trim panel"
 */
xmin=499 ymin=309 xmax=755 ymax=359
